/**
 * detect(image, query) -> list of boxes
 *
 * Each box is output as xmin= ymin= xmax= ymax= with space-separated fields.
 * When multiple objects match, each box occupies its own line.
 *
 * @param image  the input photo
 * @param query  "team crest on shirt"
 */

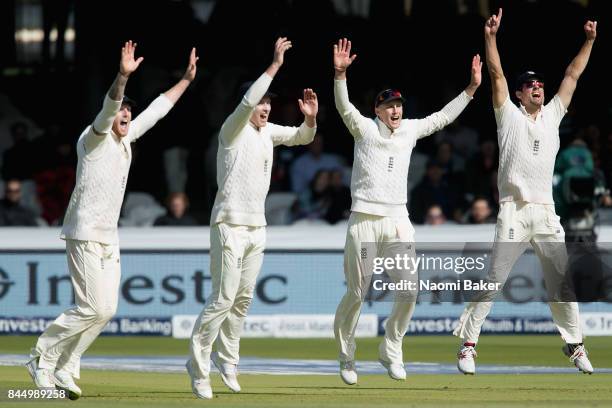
xmin=387 ymin=156 xmax=394 ymax=172
xmin=360 ymin=247 xmax=368 ymax=259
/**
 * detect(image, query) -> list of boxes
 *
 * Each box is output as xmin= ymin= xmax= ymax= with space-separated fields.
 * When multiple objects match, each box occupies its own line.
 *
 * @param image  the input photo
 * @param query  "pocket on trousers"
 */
xmin=216 ymin=223 xmax=236 ymax=250
xmin=542 ymin=213 xmax=563 ymax=236
xmin=495 ymin=202 xmax=523 ymax=241
xmin=86 ymin=242 xmax=117 ymax=272
xmin=395 ymin=219 xmax=414 ymax=242
xmin=494 ymin=213 xmax=507 ymax=240
xmin=256 ymin=226 xmax=266 ymax=249
xmin=83 ymin=241 xmax=104 ymax=257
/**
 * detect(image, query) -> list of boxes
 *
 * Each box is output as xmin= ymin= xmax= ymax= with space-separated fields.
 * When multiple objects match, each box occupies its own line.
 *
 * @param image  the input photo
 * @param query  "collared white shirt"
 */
xmin=334 ymin=79 xmax=472 ymax=217
xmin=495 ymin=94 xmax=567 ymax=204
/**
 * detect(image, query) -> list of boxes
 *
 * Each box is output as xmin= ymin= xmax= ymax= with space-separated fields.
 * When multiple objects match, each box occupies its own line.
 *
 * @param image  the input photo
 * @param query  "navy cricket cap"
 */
xmin=375 ymin=88 xmax=406 ymax=108
xmin=515 ymin=71 xmax=545 ymax=91
xmin=238 ymin=81 xmax=277 ymax=100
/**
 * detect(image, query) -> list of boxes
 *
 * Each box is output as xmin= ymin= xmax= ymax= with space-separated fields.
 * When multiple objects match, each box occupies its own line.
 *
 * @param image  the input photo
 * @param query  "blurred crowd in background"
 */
xmin=0 ymin=0 xmax=610 ymax=229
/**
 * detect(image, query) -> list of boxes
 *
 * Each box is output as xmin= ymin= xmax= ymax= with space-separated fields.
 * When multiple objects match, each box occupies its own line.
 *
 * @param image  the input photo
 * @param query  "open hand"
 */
xmin=470 ymin=54 xmax=483 ymax=88
xmin=298 ymin=88 xmax=318 ymax=118
xmin=120 ymin=40 xmax=144 ymax=76
xmin=333 ymin=38 xmax=357 ymax=72
xmin=183 ymin=48 xmax=199 ymax=82
xmin=272 ymin=37 xmax=292 ymax=67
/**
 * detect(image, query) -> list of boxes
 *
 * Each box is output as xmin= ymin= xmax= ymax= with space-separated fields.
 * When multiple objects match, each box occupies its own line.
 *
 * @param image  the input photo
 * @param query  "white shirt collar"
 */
xmin=248 ymin=121 xmax=264 ymax=132
xmin=519 ymin=103 xmax=543 ymax=122
xmin=375 ymin=117 xmax=395 ymax=139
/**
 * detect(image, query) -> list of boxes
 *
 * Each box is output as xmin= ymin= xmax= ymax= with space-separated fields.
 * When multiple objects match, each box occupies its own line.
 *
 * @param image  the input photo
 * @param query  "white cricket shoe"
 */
xmin=54 ymin=369 xmax=82 ymax=400
xmin=185 ymin=360 xmax=213 ymax=399
xmin=563 ymin=344 xmax=594 ymax=374
xmin=379 ymin=359 xmax=406 ymax=380
xmin=211 ymin=352 xmax=241 ymax=393
xmin=457 ymin=345 xmax=477 ymax=375
xmin=339 ymin=361 xmax=358 ymax=385
xmin=25 ymin=357 xmax=55 ymax=389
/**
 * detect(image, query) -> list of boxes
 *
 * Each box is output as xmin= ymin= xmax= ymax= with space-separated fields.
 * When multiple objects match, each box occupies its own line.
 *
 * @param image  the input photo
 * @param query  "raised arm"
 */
xmin=271 ymin=89 xmax=318 ymax=146
xmin=82 ymin=41 xmax=142 ymax=153
xmin=92 ymin=41 xmax=143 ymax=136
xmin=484 ymin=8 xmax=509 ymax=109
xmin=164 ymin=47 xmax=198 ymax=104
xmin=128 ymin=48 xmax=199 ymax=142
xmin=220 ymin=37 xmax=292 ymax=147
xmin=557 ymin=21 xmax=597 ymax=108
xmin=333 ymin=38 xmax=370 ymax=138
xmin=413 ymin=55 xmax=480 ymax=138
xmin=333 ymin=38 xmax=357 ymax=82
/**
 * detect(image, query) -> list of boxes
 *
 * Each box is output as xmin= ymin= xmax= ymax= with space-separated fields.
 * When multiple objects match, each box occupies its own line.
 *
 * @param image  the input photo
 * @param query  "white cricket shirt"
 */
xmin=495 ymin=95 xmax=567 ymax=204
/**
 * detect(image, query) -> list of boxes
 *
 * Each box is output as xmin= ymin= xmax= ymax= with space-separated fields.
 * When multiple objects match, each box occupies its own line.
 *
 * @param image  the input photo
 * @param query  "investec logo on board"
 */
xmin=0 ymin=256 xmax=288 ymax=315
xmin=0 ymin=316 xmax=172 ymax=336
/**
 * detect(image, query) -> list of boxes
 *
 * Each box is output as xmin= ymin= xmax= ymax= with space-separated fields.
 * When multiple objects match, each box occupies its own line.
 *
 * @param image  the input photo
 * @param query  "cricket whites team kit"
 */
xmin=333 ymin=78 xmax=473 ymax=384
xmin=26 ymin=93 xmax=175 ymax=398
xmin=454 ymin=95 xmax=593 ymax=375
xmin=24 ymin=60 xmax=595 ymax=400
xmin=186 ymin=72 xmax=316 ymax=399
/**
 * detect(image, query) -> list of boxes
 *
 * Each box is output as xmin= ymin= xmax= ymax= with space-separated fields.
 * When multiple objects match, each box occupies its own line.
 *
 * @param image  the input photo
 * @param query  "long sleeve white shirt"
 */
xmin=61 ymin=94 xmax=174 ymax=244
xmin=211 ymin=73 xmax=317 ymax=226
xmin=334 ymin=79 xmax=472 ymax=217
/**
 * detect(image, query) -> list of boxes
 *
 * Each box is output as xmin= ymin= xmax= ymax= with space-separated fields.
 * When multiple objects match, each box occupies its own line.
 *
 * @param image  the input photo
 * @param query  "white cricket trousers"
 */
xmin=189 ymin=222 xmax=265 ymax=379
xmin=334 ymin=212 xmax=417 ymax=365
xmin=32 ymin=239 xmax=120 ymax=379
xmin=454 ymin=201 xmax=582 ymax=344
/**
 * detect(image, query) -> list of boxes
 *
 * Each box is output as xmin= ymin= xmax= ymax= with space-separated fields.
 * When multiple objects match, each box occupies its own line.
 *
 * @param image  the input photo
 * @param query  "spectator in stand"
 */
xmin=464 ymin=139 xmax=498 ymax=204
xmin=434 ymin=120 xmax=479 ymax=160
xmin=290 ymin=133 xmax=345 ymax=195
xmin=464 ymin=196 xmax=495 ymax=224
xmin=0 ymin=179 xmax=37 ymax=226
xmin=294 ymin=168 xmax=351 ymax=224
xmin=425 ymin=204 xmax=448 ymax=225
xmin=325 ymin=169 xmax=351 ymax=224
xmin=410 ymin=160 xmax=463 ymax=224
xmin=295 ymin=169 xmax=331 ymax=221
xmin=269 ymin=148 xmax=291 ymax=192
xmin=34 ymin=137 xmax=76 ymax=225
xmin=154 ymin=192 xmax=198 ymax=226
xmin=2 ymin=122 xmax=33 ymax=180
xmin=435 ymin=140 xmax=465 ymax=180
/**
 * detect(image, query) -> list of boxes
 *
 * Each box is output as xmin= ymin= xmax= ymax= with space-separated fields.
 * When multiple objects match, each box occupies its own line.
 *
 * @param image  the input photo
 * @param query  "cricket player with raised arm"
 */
xmin=186 ymin=37 xmax=318 ymax=399
xmin=25 ymin=41 xmax=198 ymax=399
xmin=332 ymin=38 xmax=481 ymax=385
xmin=453 ymin=9 xmax=597 ymax=375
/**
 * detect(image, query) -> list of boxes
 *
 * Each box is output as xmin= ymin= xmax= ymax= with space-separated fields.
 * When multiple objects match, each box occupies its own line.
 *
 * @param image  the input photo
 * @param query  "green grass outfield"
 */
xmin=1 ymin=335 xmax=611 ymax=407
xmin=1 ymin=335 xmax=611 ymax=366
